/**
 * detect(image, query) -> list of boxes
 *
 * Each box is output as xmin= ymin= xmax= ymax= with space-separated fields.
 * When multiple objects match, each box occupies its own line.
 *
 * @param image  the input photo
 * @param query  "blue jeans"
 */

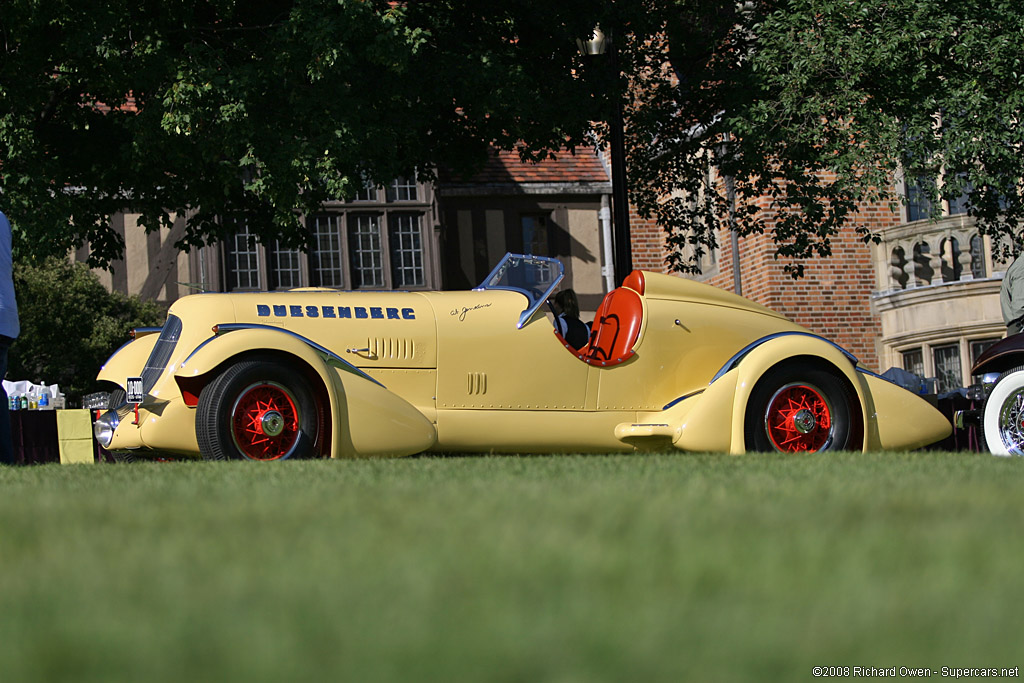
xmin=0 ymin=337 xmax=13 ymax=464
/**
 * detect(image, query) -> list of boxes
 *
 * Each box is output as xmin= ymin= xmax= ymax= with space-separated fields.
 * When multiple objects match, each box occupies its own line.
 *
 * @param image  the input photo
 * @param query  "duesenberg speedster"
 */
xmin=94 ymin=253 xmax=951 ymax=460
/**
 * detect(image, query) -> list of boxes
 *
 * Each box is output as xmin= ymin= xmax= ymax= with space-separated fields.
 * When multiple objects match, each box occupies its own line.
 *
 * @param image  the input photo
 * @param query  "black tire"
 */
xmin=744 ymin=365 xmax=855 ymax=453
xmin=196 ymin=359 xmax=321 ymax=461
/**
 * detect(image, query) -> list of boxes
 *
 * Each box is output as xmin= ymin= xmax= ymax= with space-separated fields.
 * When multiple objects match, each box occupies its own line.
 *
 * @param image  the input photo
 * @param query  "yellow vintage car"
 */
xmin=93 ymin=253 xmax=950 ymax=461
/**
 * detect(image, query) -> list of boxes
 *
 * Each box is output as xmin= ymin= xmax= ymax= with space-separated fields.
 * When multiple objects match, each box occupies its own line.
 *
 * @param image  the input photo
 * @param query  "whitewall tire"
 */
xmin=982 ymin=367 xmax=1024 ymax=457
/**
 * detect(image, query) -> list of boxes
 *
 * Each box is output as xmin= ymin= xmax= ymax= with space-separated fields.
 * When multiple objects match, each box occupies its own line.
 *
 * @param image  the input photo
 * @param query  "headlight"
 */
xmin=93 ymin=410 xmax=120 ymax=448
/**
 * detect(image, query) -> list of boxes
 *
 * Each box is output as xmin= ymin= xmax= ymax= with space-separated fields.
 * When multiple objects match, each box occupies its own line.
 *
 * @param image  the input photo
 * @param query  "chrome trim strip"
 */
xmin=178 ymin=335 xmax=218 ymax=368
xmin=179 ymin=323 xmax=384 ymax=387
xmin=855 ymin=366 xmax=885 ymax=380
xmin=709 ymin=332 xmax=859 ymax=385
xmin=663 ymin=389 xmax=705 ymax=411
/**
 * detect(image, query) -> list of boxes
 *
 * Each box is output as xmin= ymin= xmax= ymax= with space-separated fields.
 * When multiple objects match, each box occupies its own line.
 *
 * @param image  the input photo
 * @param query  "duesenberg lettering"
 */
xmin=257 ymin=305 xmax=416 ymax=320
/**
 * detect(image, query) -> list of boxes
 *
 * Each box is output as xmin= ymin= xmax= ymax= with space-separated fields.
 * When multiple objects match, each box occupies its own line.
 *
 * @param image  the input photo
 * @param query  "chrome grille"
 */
xmin=141 ymin=315 xmax=183 ymax=393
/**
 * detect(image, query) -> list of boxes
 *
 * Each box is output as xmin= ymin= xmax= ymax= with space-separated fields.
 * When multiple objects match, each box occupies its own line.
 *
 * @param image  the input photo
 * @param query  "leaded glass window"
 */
xmin=310 ymin=215 xmax=345 ymax=287
xmin=389 ymin=214 xmax=424 ymax=287
xmin=933 ymin=344 xmax=962 ymax=393
xmin=348 ymin=214 xmax=385 ymax=288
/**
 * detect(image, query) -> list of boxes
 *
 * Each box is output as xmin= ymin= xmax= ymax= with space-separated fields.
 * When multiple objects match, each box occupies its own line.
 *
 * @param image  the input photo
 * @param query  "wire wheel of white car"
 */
xmin=982 ymin=366 xmax=1024 ymax=456
xmin=196 ymin=359 xmax=321 ymax=461
xmin=745 ymin=365 xmax=854 ymax=453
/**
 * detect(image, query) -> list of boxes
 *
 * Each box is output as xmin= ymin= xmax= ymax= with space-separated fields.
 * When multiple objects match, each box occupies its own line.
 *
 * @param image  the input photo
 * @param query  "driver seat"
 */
xmin=555 ymin=271 xmax=644 ymax=367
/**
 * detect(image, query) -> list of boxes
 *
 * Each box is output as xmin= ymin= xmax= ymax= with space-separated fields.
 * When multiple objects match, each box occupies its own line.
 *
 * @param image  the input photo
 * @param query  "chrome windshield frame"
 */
xmin=476 ymin=253 xmax=564 ymax=328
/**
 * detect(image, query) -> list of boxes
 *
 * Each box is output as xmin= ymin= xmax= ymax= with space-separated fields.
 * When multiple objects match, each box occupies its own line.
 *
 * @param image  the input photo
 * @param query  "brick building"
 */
xmin=624 ymin=169 xmax=1006 ymax=386
xmin=626 ymin=194 xmax=895 ymax=371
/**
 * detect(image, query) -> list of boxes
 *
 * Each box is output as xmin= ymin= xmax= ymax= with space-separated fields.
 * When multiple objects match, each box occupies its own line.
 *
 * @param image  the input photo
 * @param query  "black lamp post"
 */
xmin=577 ymin=26 xmax=633 ymax=286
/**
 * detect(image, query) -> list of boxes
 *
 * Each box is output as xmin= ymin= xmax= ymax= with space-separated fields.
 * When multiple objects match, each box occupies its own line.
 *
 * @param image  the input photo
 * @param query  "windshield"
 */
xmin=477 ymin=253 xmax=564 ymax=328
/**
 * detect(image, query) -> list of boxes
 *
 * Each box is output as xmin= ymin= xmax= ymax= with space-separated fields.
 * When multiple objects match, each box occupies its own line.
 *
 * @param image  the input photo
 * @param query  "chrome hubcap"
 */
xmin=998 ymin=389 xmax=1024 ymax=453
xmin=793 ymin=409 xmax=817 ymax=434
xmin=261 ymin=411 xmax=285 ymax=437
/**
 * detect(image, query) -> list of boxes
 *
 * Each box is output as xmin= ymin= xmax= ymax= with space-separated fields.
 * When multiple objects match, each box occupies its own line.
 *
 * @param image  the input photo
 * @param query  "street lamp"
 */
xmin=578 ymin=26 xmax=633 ymax=286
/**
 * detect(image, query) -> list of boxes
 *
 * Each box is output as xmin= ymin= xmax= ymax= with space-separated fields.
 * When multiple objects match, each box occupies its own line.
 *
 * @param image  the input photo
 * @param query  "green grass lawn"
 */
xmin=0 ymin=452 xmax=1020 ymax=682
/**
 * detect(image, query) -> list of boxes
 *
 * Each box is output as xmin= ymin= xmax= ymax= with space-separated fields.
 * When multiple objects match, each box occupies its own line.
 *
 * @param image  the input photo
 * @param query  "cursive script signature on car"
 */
xmin=451 ymin=303 xmax=492 ymax=322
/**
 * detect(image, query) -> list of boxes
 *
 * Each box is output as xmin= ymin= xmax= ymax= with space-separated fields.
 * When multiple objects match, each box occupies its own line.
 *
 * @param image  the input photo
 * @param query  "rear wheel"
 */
xmin=196 ymin=359 xmax=321 ymax=461
xmin=745 ymin=365 xmax=854 ymax=453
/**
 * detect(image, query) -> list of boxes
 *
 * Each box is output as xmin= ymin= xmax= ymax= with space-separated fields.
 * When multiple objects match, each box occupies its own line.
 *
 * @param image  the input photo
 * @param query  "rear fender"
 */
xmin=717 ymin=335 xmax=867 ymax=453
xmin=175 ymin=326 xmax=436 ymax=458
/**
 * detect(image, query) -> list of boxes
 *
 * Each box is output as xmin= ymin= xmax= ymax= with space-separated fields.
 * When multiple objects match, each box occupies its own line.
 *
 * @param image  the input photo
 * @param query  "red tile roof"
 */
xmin=446 ymin=146 xmax=610 ymax=185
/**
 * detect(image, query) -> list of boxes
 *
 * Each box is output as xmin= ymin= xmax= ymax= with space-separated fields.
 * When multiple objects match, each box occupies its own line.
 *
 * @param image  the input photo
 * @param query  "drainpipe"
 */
xmin=599 ymin=195 xmax=615 ymax=293
xmin=721 ymin=132 xmax=741 ymax=297
xmin=726 ymin=173 xmax=741 ymax=296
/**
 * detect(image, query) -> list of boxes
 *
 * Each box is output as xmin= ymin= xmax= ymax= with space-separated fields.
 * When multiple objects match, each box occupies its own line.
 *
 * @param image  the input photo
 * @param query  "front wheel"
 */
xmin=982 ymin=366 xmax=1024 ymax=456
xmin=196 ymin=359 xmax=322 ymax=461
xmin=744 ymin=365 xmax=855 ymax=453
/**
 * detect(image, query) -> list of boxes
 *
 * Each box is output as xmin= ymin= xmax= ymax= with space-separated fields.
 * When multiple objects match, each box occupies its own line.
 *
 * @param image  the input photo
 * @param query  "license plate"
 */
xmin=126 ymin=377 xmax=144 ymax=404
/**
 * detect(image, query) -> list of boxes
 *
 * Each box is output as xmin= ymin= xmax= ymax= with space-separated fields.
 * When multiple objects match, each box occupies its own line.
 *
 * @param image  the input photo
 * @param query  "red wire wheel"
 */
xmin=763 ymin=383 xmax=833 ymax=452
xmin=196 ymin=359 xmax=322 ymax=461
xmin=745 ymin=365 xmax=854 ymax=453
xmin=230 ymin=382 xmax=300 ymax=461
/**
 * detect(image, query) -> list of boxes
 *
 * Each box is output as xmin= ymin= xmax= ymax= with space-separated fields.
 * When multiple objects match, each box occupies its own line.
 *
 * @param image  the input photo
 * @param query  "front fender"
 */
xmin=176 ymin=327 xmax=436 ymax=458
xmin=972 ymin=334 xmax=1024 ymax=377
xmin=97 ymin=335 xmax=159 ymax=390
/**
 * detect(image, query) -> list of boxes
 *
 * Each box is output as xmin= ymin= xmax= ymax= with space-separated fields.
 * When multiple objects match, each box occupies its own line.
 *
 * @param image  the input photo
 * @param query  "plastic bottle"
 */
xmin=39 ymin=392 xmax=49 ymax=409
xmin=19 ymin=394 xmax=27 ymax=411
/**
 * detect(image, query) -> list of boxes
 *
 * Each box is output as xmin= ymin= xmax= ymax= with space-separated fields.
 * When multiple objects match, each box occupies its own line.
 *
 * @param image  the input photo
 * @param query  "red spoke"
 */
xmin=765 ymin=384 xmax=832 ymax=452
xmin=231 ymin=383 xmax=299 ymax=461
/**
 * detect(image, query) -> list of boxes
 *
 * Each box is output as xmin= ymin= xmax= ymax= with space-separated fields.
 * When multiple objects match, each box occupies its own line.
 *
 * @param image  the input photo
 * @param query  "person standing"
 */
xmin=0 ymin=210 xmax=19 ymax=465
xmin=1000 ymin=253 xmax=1024 ymax=336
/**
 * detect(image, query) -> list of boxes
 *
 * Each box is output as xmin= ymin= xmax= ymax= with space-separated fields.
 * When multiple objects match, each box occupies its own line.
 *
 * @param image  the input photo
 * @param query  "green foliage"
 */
xmin=5 ymin=1 xmax=1024 ymax=275
xmin=0 ymin=1 xmax=599 ymax=266
xmin=627 ymin=0 xmax=1024 ymax=275
xmin=0 ymin=452 xmax=1020 ymax=681
xmin=9 ymin=258 xmax=165 ymax=403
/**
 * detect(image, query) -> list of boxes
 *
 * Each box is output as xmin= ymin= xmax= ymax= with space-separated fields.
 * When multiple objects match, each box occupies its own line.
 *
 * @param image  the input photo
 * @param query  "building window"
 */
xmin=348 ymin=214 xmax=386 ymax=288
xmin=906 ymin=177 xmax=935 ymax=222
xmin=387 ymin=175 xmax=417 ymax=202
xmin=354 ymin=179 xmax=377 ymax=202
xmin=946 ymin=174 xmax=972 ymax=216
xmin=310 ymin=214 xmax=345 ymax=287
xmin=226 ymin=222 xmax=262 ymax=291
xmin=221 ymin=178 xmax=433 ymax=292
xmin=933 ymin=344 xmax=962 ymax=393
xmin=970 ymin=338 xmax=999 ymax=382
xmin=389 ymin=214 xmax=424 ymax=287
xmin=970 ymin=338 xmax=999 ymax=366
xmin=270 ymin=241 xmax=302 ymax=290
xmin=902 ymin=348 xmax=925 ymax=378
xmin=970 ymin=234 xmax=986 ymax=279
xmin=521 ymin=214 xmax=551 ymax=256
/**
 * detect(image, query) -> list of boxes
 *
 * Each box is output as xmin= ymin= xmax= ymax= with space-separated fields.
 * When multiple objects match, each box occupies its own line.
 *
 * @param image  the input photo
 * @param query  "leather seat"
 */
xmin=555 ymin=271 xmax=645 ymax=367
